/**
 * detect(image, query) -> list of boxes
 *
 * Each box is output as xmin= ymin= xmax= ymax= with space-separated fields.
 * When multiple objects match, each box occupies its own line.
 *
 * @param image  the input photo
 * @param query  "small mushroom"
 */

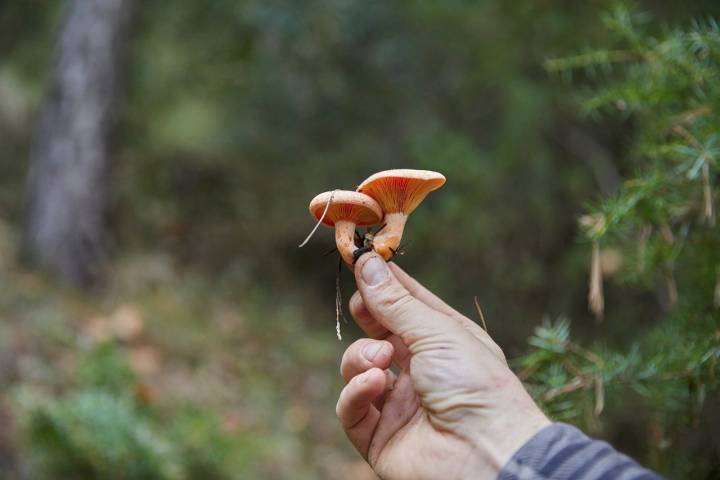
xmin=357 ymin=169 xmax=445 ymax=260
xmin=308 ymin=190 xmax=383 ymax=265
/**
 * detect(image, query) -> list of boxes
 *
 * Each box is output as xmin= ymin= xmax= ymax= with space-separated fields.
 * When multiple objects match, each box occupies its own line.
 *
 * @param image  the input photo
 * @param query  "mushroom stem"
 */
xmin=371 ymin=212 xmax=407 ymax=260
xmin=335 ymin=220 xmax=360 ymax=266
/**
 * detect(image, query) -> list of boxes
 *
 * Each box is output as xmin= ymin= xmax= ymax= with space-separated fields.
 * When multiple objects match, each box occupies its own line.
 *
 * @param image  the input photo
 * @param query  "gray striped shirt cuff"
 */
xmin=498 ymin=423 xmax=662 ymax=480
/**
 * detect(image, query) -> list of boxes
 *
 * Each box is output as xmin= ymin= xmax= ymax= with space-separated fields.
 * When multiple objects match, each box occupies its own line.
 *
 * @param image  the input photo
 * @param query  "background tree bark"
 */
xmin=25 ymin=0 xmax=134 ymax=287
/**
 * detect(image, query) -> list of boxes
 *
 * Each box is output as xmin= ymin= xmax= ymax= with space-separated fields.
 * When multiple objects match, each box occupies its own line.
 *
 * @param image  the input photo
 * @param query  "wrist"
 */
xmin=467 ymin=387 xmax=551 ymax=477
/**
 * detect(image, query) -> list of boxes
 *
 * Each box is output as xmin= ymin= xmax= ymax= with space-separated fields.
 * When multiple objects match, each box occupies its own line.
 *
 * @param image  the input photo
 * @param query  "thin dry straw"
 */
xmin=335 ymin=257 xmax=345 ymax=340
xmin=335 ymin=284 xmax=342 ymax=341
xmin=473 ymin=296 xmax=488 ymax=333
xmin=298 ymin=189 xmax=336 ymax=248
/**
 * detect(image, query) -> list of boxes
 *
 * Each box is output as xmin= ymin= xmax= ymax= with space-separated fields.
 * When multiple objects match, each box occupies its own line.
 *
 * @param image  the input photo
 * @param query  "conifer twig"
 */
xmin=672 ymin=124 xmax=715 ymax=225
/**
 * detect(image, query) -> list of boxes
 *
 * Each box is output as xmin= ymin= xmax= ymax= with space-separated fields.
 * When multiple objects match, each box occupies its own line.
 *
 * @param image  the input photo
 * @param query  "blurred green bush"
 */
xmin=19 ymin=344 xmax=233 ymax=480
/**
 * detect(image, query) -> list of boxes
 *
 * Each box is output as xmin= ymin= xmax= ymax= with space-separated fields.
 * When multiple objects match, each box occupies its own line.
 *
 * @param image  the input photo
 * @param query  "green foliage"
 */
xmin=18 ymin=343 xmax=232 ymax=480
xmin=25 ymin=390 xmax=177 ymax=479
xmin=76 ymin=343 xmax=137 ymax=396
xmin=521 ymin=5 xmax=720 ymax=477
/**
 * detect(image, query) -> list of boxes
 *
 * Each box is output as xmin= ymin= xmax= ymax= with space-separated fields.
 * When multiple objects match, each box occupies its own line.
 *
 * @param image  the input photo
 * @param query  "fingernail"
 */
xmin=362 ymin=342 xmax=383 ymax=361
xmin=362 ymin=256 xmax=388 ymax=286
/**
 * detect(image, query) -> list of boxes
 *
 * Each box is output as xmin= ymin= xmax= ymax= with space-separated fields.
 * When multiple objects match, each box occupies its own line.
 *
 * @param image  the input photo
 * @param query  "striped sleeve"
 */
xmin=498 ymin=423 xmax=662 ymax=480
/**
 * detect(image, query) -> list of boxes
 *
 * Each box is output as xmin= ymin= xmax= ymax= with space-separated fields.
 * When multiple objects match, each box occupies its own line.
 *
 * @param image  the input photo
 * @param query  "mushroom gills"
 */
xmin=356 ymin=170 xmax=445 ymax=261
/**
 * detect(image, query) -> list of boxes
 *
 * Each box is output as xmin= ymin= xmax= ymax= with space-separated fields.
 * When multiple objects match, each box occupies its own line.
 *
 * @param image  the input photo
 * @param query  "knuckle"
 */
xmin=378 ymin=287 xmax=415 ymax=315
xmin=355 ymin=310 xmax=373 ymax=326
xmin=350 ymin=302 xmax=373 ymax=326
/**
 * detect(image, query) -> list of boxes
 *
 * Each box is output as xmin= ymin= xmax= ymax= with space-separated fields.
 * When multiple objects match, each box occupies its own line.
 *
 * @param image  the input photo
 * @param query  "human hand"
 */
xmin=336 ymin=253 xmax=550 ymax=480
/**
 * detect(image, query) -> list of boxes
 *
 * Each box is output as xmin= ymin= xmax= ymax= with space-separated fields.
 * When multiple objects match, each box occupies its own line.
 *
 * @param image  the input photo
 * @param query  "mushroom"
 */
xmin=357 ymin=169 xmax=445 ymax=260
xmin=308 ymin=190 xmax=383 ymax=265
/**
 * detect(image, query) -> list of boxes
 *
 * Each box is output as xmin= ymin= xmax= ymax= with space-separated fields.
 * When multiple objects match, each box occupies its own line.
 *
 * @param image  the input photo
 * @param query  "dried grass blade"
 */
xmin=299 ymin=189 xmax=336 ymax=248
xmin=473 ymin=296 xmax=488 ymax=333
xmin=335 ymin=257 xmax=344 ymax=340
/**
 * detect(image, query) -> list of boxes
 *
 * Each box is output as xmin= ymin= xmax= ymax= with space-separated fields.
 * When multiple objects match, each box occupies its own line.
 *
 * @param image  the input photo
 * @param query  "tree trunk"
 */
xmin=26 ymin=0 xmax=134 ymax=287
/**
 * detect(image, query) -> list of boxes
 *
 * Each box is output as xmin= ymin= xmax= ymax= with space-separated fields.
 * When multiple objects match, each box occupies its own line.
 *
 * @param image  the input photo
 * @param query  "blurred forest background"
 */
xmin=1 ymin=0 xmax=719 ymax=478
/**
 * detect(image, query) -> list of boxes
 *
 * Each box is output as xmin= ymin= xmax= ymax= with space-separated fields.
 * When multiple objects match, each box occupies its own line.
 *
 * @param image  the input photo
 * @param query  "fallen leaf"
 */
xmin=111 ymin=304 xmax=144 ymax=341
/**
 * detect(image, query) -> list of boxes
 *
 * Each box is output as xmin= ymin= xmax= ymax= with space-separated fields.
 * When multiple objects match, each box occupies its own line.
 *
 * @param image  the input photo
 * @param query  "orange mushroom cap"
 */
xmin=357 ymin=169 xmax=446 ymax=214
xmin=308 ymin=190 xmax=383 ymax=227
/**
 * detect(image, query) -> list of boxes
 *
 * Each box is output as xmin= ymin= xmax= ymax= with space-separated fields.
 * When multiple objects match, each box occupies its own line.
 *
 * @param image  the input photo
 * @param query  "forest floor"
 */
xmin=0 ymin=219 xmax=377 ymax=479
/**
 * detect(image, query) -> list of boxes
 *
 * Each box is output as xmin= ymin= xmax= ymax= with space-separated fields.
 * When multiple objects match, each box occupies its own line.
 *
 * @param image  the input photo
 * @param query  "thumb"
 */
xmin=354 ymin=252 xmax=461 ymax=345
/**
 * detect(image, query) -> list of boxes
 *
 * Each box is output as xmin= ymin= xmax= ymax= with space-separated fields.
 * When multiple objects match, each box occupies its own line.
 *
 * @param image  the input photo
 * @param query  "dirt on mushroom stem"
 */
xmin=355 ymin=169 xmax=445 ymax=260
xmin=306 ymin=190 xmax=383 ymax=266
xmin=365 ymin=211 xmax=406 ymax=260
